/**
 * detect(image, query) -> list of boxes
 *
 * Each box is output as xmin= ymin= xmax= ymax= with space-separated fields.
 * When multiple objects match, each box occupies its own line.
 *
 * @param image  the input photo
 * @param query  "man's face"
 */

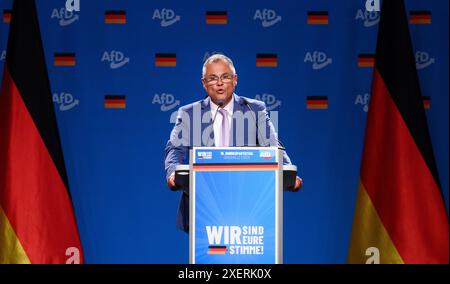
xmin=202 ymin=60 xmax=237 ymax=106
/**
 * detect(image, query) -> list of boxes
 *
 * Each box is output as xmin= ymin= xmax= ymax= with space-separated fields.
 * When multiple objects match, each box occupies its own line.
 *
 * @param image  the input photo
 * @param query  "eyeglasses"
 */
xmin=202 ymin=73 xmax=235 ymax=85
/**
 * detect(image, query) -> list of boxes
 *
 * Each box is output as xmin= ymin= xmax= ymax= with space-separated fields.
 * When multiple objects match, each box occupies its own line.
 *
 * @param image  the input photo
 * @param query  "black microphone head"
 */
xmin=241 ymin=97 xmax=249 ymax=105
xmin=216 ymin=99 xmax=225 ymax=107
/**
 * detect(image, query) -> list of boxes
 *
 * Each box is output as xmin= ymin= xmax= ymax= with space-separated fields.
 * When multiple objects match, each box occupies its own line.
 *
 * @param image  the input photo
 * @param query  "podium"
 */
xmin=174 ymin=147 xmax=297 ymax=264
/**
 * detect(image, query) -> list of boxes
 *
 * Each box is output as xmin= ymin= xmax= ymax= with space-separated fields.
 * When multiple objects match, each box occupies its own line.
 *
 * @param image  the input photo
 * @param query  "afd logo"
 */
xmin=355 ymin=93 xmax=370 ymax=112
xmin=304 ymin=51 xmax=332 ymax=70
xmin=53 ymin=92 xmax=79 ymax=111
xmin=198 ymin=151 xmax=212 ymax=160
xmin=253 ymin=9 xmax=282 ymax=27
xmin=152 ymin=9 xmax=180 ymax=27
xmin=259 ymin=151 xmax=272 ymax=160
xmin=355 ymin=8 xmax=379 ymax=27
xmin=65 ymin=0 xmax=80 ymax=12
xmin=255 ymin=93 xmax=281 ymax=111
xmin=152 ymin=93 xmax=180 ymax=112
xmin=51 ymin=7 xmax=79 ymax=26
xmin=101 ymin=50 xmax=130 ymax=69
xmin=0 ymin=50 xmax=5 ymax=61
xmin=365 ymin=0 xmax=380 ymax=12
xmin=416 ymin=51 xmax=435 ymax=70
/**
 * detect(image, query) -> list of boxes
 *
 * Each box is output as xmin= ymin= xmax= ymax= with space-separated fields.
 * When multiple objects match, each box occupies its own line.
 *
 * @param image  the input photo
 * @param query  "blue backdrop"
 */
xmin=0 ymin=0 xmax=448 ymax=263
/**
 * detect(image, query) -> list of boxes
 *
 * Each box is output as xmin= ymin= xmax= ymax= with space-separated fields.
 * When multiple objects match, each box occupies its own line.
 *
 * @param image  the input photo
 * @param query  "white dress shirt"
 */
xmin=210 ymin=97 xmax=234 ymax=147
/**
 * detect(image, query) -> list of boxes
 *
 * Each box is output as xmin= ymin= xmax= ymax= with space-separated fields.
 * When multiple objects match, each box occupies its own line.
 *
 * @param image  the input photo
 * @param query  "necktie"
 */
xmin=218 ymin=108 xmax=229 ymax=147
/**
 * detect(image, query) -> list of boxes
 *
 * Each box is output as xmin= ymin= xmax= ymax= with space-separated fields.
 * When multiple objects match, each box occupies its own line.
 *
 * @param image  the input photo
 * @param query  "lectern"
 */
xmin=174 ymin=147 xmax=297 ymax=264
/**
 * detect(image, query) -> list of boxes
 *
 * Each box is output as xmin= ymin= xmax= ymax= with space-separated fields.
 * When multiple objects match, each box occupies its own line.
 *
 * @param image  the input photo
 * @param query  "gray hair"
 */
xmin=202 ymin=54 xmax=236 ymax=78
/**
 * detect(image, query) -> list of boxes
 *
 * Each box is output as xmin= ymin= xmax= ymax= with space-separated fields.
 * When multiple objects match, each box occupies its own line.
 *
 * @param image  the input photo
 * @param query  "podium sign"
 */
xmin=189 ymin=147 xmax=283 ymax=264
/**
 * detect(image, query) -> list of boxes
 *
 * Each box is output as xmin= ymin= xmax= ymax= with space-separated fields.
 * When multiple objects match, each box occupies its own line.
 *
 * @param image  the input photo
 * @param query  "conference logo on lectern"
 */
xmin=152 ymin=93 xmax=180 ymax=112
xmin=152 ymin=9 xmax=180 ymax=27
xmin=355 ymin=7 xmax=380 ymax=27
xmin=259 ymin=151 xmax=272 ymax=160
xmin=101 ymin=50 xmax=130 ymax=69
xmin=197 ymin=151 xmax=212 ymax=160
xmin=3 ymin=9 xmax=11 ymax=23
xmin=51 ymin=6 xmax=79 ymax=26
xmin=253 ymin=9 xmax=282 ymax=28
xmin=415 ymin=51 xmax=435 ymax=70
xmin=206 ymin=226 xmax=265 ymax=255
xmin=304 ymin=51 xmax=332 ymax=70
xmin=255 ymin=93 xmax=281 ymax=111
xmin=53 ymin=92 xmax=79 ymax=111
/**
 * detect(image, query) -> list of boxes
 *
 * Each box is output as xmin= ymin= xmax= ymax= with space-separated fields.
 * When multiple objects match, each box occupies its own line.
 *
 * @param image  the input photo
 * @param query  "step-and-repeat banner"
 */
xmin=0 ymin=0 xmax=448 ymax=263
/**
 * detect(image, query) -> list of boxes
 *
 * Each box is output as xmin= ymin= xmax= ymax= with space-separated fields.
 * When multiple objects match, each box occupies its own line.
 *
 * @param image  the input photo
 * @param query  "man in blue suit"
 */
xmin=164 ymin=54 xmax=302 ymax=232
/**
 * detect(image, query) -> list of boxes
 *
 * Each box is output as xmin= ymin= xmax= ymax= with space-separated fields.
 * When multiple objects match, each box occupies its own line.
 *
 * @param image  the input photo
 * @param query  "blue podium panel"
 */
xmin=190 ymin=147 xmax=282 ymax=264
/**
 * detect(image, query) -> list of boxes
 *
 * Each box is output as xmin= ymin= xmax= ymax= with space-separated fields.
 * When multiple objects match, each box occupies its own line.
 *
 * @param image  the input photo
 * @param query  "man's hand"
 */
xmin=167 ymin=174 xmax=176 ymax=189
xmin=293 ymin=176 xmax=303 ymax=192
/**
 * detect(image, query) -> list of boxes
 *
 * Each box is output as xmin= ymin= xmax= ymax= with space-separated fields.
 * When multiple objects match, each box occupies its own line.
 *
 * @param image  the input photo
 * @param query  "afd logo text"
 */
xmin=365 ymin=0 xmax=380 ymax=12
xmin=153 ymin=9 xmax=180 ymax=27
xmin=355 ymin=8 xmax=379 ymax=27
xmin=355 ymin=93 xmax=370 ymax=112
xmin=304 ymin=51 xmax=332 ymax=70
xmin=254 ymin=9 xmax=282 ymax=27
xmin=53 ymin=92 xmax=79 ymax=111
xmin=52 ymin=6 xmax=79 ymax=26
xmin=416 ymin=51 xmax=435 ymax=70
xmin=102 ymin=50 xmax=130 ymax=69
xmin=153 ymin=93 xmax=180 ymax=112
xmin=255 ymin=93 xmax=281 ymax=111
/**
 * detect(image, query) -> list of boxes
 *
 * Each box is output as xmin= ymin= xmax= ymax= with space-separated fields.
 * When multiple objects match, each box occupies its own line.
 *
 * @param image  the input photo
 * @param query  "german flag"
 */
xmin=104 ymin=95 xmax=126 ymax=109
xmin=206 ymin=11 xmax=227 ymax=25
xmin=357 ymin=54 xmax=375 ymax=67
xmin=348 ymin=0 xmax=448 ymax=264
xmin=105 ymin=10 xmax=126 ymax=24
xmin=410 ymin=10 xmax=431 ymax=25
xmin=155 ymin=53 xmax=176 ymax=67
xmin=54 ymin=53 xmax=76 ymax=66
xmin=256 ymin=54 xmax=277 ymax=67
xmin=3 ymin=9 xmax=11 ymax=23
xmin=422 ymin=96 xmax=430 ymax=109
xmin=307 ymin=11 xmax=329 ymax=25
xmin=0 ymin=0 xmax=83 ymax=264
xmin=306 ymin=96 xmax=328 ymax=109
xmin=208 ymin=246 xmax=228 ymax=254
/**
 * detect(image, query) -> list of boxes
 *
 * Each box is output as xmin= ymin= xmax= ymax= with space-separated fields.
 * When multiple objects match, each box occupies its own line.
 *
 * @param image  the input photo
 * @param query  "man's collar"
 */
xmin=210 ymin=95 xmax=234 ymax=114
xmin=202 ymin=93 xmax=244 ymax=109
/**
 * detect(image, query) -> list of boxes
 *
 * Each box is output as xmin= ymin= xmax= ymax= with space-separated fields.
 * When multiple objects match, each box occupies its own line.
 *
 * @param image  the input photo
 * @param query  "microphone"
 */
xmin=241 ymin=97 xmax=286 ymax=150
xmin=205 ymin=99 xmax=224 ymax=147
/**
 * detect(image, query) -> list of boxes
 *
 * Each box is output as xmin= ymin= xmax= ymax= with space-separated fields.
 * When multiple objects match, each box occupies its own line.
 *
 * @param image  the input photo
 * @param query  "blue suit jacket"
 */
xmin=164 ymin=93 xmax=292 ymax=232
